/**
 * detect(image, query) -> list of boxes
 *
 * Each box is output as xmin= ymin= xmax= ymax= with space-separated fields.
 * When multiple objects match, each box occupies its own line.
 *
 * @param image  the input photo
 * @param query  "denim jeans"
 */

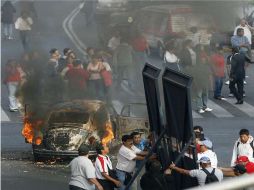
xmin=2 ymin=23 xmax=13 ymax=38
xmin=116 ymin=169 xmax=126 ymax=190
xmin=214 ymin=76 xmax=224 ymax=98
xmin=19 ymin=30 xmax=30 ymax=51
xmin=7 ymin=82 xmax=19 ymax=110
xmin=196 ymin=88 xmax=208 ymax=110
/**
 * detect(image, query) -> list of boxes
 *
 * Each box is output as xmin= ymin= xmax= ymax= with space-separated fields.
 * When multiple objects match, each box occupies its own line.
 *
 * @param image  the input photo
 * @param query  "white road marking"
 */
xmin=1 ymin=107 xmax=10 ymax=122
xmin=62 ymin=4 xmax=87 ymax=56
xmin=225 ymin=98 xmax=254 ymax=117
xmin=207 ymin=100 xmax=234 ymax=118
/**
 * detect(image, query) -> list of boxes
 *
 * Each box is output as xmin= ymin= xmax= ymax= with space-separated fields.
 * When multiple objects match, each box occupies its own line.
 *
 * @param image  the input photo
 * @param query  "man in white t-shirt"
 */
xmin=197 ymin=140 xmax=218 ymax=168
xmin=69 ymin=145 xmax=103 ymax=190
xmin=116 ymin=135 xmax=146 ymax=190
xmin=169 ymin=156 xmax=223 ymax=186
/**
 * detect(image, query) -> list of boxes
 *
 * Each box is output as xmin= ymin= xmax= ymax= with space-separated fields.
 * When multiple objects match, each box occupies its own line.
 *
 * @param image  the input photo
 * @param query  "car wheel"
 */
xmin=33 ymin=152 xmax=43 ymax=162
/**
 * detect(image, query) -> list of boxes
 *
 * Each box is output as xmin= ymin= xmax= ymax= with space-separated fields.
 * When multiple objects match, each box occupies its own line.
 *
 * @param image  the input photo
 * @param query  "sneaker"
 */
xmin=244 ymin=81 xmax=247 ymax=85
xmin=235 ymin=100 xmax=244 ymax=104
xmin=9 ymin=108 xmax=18 ymax=112
xmin=198 ymin=109 xmax=205 ymax=114
xmin=225 ymin=80 xmax=230 ymax=85
xmin=204 ymin=107 xmax=213 ymax=112
xmin=243 ymin=93 xmax=246 ymax=97
xmin=214 ymin=96 xmax=222 ymax=100
xmin=228 ymin=93 xmax=234 ymax=97
xmin=8 ymin=36 xmax=14 ymax=40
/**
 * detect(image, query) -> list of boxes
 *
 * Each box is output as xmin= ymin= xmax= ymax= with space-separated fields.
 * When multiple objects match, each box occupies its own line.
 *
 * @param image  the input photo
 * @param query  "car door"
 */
xmin=117 ymin=103 xmax=149 ymax=138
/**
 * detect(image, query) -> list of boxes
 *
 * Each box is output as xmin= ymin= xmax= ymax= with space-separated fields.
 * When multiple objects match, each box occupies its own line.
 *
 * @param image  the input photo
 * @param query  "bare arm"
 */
xmin=169 ymin=163 xmax=190 ymax=176
xmin=137 ymin=151 xmax=148 ymax=156
xmin=219 ymin=167 xmax=236 ymax=177
xmin=134 ymin=155 xmax=145 ymax=161
xmin=88 ymin=178 xmax=103 ymax=190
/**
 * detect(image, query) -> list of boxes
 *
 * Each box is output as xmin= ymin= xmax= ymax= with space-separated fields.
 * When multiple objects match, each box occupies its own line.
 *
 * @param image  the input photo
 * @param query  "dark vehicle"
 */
xmin=26 ymin=100 xmax=149 ymax=161
xmin=31 ymin=100 xmax=113 ymax=161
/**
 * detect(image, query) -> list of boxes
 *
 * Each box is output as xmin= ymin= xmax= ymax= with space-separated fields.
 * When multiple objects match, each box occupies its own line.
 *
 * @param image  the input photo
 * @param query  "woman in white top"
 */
xmin=87 ymin=55 xmax=104 ymax=100
xmin=164 ymin=42 xmax=181 ymax=72
xmin=15 ymin=11 xmax=33 ymax=51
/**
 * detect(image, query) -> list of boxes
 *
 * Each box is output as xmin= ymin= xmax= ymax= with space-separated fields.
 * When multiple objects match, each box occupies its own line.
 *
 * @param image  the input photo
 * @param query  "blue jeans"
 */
xmin=19 ymin=31 xmax=30 ymax=51
xmin=116 ymin=169 xmax=135 ymax=190
xmin=214 ymin=76 xmax=224 ymax=98
xmin=116 ymin=169 xmax=126 ymax=190
xmin=2 ymin=23 xmax=13 ymax=37
xmin=196 ymin=88 xmax=208 ymax=110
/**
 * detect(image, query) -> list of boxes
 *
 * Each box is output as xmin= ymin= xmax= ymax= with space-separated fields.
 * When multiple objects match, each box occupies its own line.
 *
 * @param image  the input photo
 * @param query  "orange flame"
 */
xmin=22 ymin=117 xmax=43 ymax=145
xmin=101 ymin=122 xmax=114 ymax=146
xmin=22 ymin=121 xmax=34 ymax=143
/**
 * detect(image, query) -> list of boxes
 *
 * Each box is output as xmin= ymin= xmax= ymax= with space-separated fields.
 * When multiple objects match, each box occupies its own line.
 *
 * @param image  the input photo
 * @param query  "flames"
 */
xmin=22 ymin=117 xmax=43 ymax=145
xmin=101 ymin=121 xmax=114 ymax=146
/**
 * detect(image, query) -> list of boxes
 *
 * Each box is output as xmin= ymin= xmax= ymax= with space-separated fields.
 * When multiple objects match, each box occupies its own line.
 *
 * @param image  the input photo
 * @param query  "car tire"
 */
xmin=33 ymin=152 xmax=43 ymax=162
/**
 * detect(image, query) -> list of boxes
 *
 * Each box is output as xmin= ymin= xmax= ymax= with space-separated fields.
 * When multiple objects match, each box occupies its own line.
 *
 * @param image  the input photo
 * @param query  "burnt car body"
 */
xmin=32 ymin=100 xmax=113 ymax=161
xmin=30 ymin=100 xmax=149 ymax=161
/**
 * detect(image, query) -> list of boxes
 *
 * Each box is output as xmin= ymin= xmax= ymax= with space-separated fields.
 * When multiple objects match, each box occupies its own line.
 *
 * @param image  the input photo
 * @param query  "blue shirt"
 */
xmin=135 ymin=139 xmax=148 ymax=151
xmin=231 ymin=35 xmax=250 ymax=53
xmin=135 ymin=139 xmax=148 ymax=169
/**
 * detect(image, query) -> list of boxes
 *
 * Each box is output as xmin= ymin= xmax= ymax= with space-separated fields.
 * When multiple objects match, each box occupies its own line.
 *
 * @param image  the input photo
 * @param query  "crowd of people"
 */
xmin=68 ymin=128 xmax=254 ymax=190
xmin=163 ymin=18 xmax=253 ymax=113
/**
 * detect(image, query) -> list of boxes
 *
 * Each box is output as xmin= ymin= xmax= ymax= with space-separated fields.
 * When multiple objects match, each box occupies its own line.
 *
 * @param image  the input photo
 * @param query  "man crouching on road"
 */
xmin=116 ymin=135 xmax=147 ymax=190
xmin=69 ymin=144 xmax=103 ymax=190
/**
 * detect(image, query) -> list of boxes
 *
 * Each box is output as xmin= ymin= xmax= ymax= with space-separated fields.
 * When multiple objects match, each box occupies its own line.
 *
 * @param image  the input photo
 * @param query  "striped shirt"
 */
xmin=95 ymin=154 xmax=113 ymax=180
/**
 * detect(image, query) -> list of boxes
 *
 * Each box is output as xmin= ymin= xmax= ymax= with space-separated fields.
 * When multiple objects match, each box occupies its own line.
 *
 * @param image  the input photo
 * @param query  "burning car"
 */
xmin=22 ymin=100 xmax=116 ymax=161
xmin=22 ymin=100 xmax=149 ymax=161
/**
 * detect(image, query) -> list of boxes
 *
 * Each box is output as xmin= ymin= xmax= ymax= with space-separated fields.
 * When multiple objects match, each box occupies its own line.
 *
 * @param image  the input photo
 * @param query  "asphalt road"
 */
xmin=1 ymin=1 xmax=254 ymax=190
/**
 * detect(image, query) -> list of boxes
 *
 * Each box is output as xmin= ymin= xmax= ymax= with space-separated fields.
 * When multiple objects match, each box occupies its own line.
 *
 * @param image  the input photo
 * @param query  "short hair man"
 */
xmin=169 ymin=156 xmax=223 ymax=186
xmin=116 ymin=135 xmax=146 ymax=190
xmin=69 ymin=145 xmax=103 ymax=190
xmin=234 ymin=19 xmax=253 ymax=46
xmin=95 ymin=144 xmax=121 ymax=190
xmin=231 ymin=28 xmax=250 ymax=56
xmin=57 ymin=48 xmax=72 ymax=73
xmin=231 ymin=129 xmax=254 ymax=166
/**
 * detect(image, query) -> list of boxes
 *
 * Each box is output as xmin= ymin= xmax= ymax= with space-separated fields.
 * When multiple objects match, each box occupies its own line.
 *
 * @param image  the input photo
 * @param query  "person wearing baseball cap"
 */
xmin=69 ymin=144 xmax=103 ymax=190
xmin=169 ymin=156 xmax=223 ymax=186
xmin=235 ymin=155 xmax=254 ymax=174
xmin=197 ymin=139 xmax=218 ymax=168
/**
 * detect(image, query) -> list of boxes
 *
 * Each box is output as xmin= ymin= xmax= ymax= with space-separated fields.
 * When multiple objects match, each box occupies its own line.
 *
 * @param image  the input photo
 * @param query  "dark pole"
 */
xmin=124 ymin=128 xmax=167 ymax=190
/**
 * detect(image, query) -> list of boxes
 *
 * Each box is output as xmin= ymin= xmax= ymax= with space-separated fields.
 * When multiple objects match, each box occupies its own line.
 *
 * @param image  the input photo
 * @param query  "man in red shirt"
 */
xmin=235 ymin=156 xmax=254 ymax=174
xmin=65 ymin=59 xmax=89 ymax=100
xmin=210 ymin=47 xmax=225 ymax=100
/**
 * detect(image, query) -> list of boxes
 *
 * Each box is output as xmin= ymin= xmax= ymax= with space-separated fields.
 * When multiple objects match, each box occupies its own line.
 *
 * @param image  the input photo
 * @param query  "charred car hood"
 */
xmin=45 ymin=123 xmax=92 ymax=151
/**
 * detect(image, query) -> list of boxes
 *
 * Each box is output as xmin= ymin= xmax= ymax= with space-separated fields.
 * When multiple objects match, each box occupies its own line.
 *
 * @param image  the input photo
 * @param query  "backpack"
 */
xmin=237 ymin=140 xmax=254 ymax=157
xmin=202 ymin=168 xmax=219 ymax=184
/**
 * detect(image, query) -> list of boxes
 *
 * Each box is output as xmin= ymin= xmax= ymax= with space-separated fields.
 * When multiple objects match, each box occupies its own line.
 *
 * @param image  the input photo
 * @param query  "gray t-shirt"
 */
xmin=69 ymin=156 xmax=96 ymax=190
xmin=189 ymin=167 xmax=223 ymax=186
